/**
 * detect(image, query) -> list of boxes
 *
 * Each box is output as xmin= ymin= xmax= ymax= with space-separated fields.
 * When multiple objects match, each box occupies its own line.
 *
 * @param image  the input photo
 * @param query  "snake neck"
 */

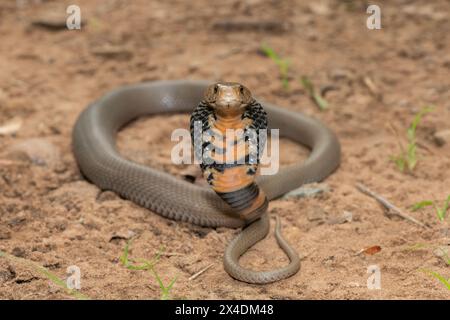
xmin=216 ymin=182 xmax=268 ymax=223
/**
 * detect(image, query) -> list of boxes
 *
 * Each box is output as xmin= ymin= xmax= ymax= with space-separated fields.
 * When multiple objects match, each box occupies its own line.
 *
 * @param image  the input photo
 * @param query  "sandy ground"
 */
xmin=0 ymin=0 xmax=449 ymax=299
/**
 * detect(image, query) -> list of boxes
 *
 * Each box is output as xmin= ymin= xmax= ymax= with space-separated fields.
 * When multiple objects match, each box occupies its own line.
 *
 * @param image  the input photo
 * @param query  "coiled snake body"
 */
xmin=72 ymin=80 xmax=341 ymax=284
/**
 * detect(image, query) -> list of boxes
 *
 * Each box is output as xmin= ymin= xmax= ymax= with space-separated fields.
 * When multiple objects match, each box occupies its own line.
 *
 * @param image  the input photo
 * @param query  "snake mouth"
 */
xmin=206 ymin=97 xmax=248 ymax=110
xmin=215 ymin=100 xmax=247 ymax=110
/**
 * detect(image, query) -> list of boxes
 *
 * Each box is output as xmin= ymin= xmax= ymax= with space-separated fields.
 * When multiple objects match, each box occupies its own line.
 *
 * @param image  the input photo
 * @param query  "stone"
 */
xmin=433 ymin=129 xmax=450 ymax=146
xmin=433 ymin=245 xmax=450 ymax=264
xmin=327 ymin=211 xmax=353 ymax=225
xmin=282 ymin=183 xmax=330 ymax=199
xmin=97 ymin=191 xmax=119 ymax=202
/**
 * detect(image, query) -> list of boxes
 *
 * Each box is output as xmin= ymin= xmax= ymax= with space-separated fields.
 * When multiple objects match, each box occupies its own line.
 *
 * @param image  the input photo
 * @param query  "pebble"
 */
xmin=109 ymin=230 xmax=136 ymax=243
xmin=97 ymin=191 xmax=119 ymax=202
xmin=327 ymin=211 xmax=353 ymax=225
xmin=433 ymin=129 xmax=450 ymax=146
xmin=433 ymin=245 xmax=449 ymax=264
xmin=282 ymin=183 xmax=330 ymax=199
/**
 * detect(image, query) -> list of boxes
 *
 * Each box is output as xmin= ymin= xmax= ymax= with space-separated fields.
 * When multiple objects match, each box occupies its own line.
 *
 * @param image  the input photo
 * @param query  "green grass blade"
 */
xmin=261 ymin=44 xmax=290 ymax=90
xmin=407 ymin=143 xmax=417 ymax=171
xmin=300 ymin=76 xmax=328 ymax=110
xmin=440 ymin=195 xmax=450 ymax=221
xmin=436 ymin=208 xmax=445 ymax=221
xmin=152 ymin=269 xmax=165 ymax=291
xmin=392 ymin=106 xmax=433 ymax=174
xmin=410 ymin=106 xmax=434 ymax=135
xmin=300 ymin=76 xmax=313 ymax=95
xmin=281 ymin=72 xmax=289 ymax=90
xmin=119 ymin=242 xmax=177 ymax=299
xmin=120 ymin=239 xmax=133 ymax=267
xmin=411 ymin=200 xmax=434 ymax=211
xmin=167 ymin=275 xmax=178 ymax=291
xmin=420 ymin=269 xmax=450 ymax=290
xmin=151 ymin=269 xmax=176 ymax=300
xmin=313 ymin=93 xmax=328 ymax=110
xmin=260 ymin=43 xmax=280 ymax=62
xmin=390 ymin=155 xmax=406 ymax=172
xmin=0 ymin=250 xmax=90 ymax=300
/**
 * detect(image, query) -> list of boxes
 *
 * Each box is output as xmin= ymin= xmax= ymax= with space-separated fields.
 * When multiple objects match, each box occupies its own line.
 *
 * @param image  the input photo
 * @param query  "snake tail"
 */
xmin=224 ymin=214 xmax=300 ymax=284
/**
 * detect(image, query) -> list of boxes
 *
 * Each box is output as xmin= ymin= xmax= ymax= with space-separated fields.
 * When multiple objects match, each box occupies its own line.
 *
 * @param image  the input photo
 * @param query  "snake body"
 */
xmin=72 ymin=80 xmax=341 ymax=284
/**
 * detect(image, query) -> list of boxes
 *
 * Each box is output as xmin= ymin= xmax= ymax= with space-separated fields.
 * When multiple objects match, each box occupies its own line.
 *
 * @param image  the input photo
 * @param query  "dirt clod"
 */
xmin=433 ymin=129 xmax=450 ymax=146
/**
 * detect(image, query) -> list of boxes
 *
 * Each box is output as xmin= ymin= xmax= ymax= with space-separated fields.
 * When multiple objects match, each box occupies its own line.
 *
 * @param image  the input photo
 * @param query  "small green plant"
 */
xmin=300 ymin=76 xmax=328 ymax=110
xmin=153 ymin=270 xmax=178 ymax=300
xmin=391 ymin=106 xmax=434 ymax=172
xmin=260 ymin=43 xmax=290 ymax=90
xmin=120 ymin=240 xmax=177 ymax=300
xmin=411 ymin=195 xmax=450 ymax=221
xmin=0 ymin=250 xmax=89 ymax=300
xmin=408 ymin=244 xmax=449 ymax=291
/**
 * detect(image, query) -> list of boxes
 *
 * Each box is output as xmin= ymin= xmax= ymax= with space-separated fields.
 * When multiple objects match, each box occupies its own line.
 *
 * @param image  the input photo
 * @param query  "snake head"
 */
xmin=204 ymin=82 xmax=254 ymax=114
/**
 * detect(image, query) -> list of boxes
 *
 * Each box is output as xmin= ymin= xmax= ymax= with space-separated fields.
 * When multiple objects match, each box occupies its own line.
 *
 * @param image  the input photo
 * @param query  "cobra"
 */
xmin=72 ymin=80 xmax=341 ymax=284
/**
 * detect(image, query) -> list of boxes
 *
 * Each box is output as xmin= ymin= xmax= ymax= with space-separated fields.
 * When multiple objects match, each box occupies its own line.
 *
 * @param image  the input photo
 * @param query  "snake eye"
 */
xmin=239 ymin=85 xmax=244 ymax=94
xmin=213 ymin=85 xmax=219 ymax=94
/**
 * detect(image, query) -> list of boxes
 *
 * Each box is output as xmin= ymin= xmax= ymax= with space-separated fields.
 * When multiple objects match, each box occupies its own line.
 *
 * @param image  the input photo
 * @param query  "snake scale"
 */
xmin=72 ymin=80 xmax=341 ymax=284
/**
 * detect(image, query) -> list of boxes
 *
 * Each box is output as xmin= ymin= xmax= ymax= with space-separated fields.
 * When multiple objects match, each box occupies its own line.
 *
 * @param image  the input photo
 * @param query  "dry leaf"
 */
xmin=357 ymin=245 xmax=382 ymax=256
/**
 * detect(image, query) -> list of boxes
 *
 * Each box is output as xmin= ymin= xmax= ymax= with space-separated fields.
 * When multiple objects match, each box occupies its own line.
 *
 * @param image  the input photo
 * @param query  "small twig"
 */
xmin=356 ymin=183 xmax=428 ymax=228
xmin=212 ymin=20 xmax=288 ymax=33
xmin=188 ymin=263 xmax=214 ymax=281
xmin=160 ymin=252 xmax=185 ymax=257
xmin=361 ymin=76 xmax=382 ymax=100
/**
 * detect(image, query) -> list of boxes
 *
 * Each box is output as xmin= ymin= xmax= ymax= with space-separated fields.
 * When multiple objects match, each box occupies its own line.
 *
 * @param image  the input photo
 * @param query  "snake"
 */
xmin=72 ymin=80 xmax=341 ymax=284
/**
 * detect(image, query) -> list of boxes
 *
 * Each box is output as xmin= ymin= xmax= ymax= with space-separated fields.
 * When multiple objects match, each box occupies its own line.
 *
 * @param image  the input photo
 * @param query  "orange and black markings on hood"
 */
xmin=190 ymin=91 xmax=268 ymax=223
